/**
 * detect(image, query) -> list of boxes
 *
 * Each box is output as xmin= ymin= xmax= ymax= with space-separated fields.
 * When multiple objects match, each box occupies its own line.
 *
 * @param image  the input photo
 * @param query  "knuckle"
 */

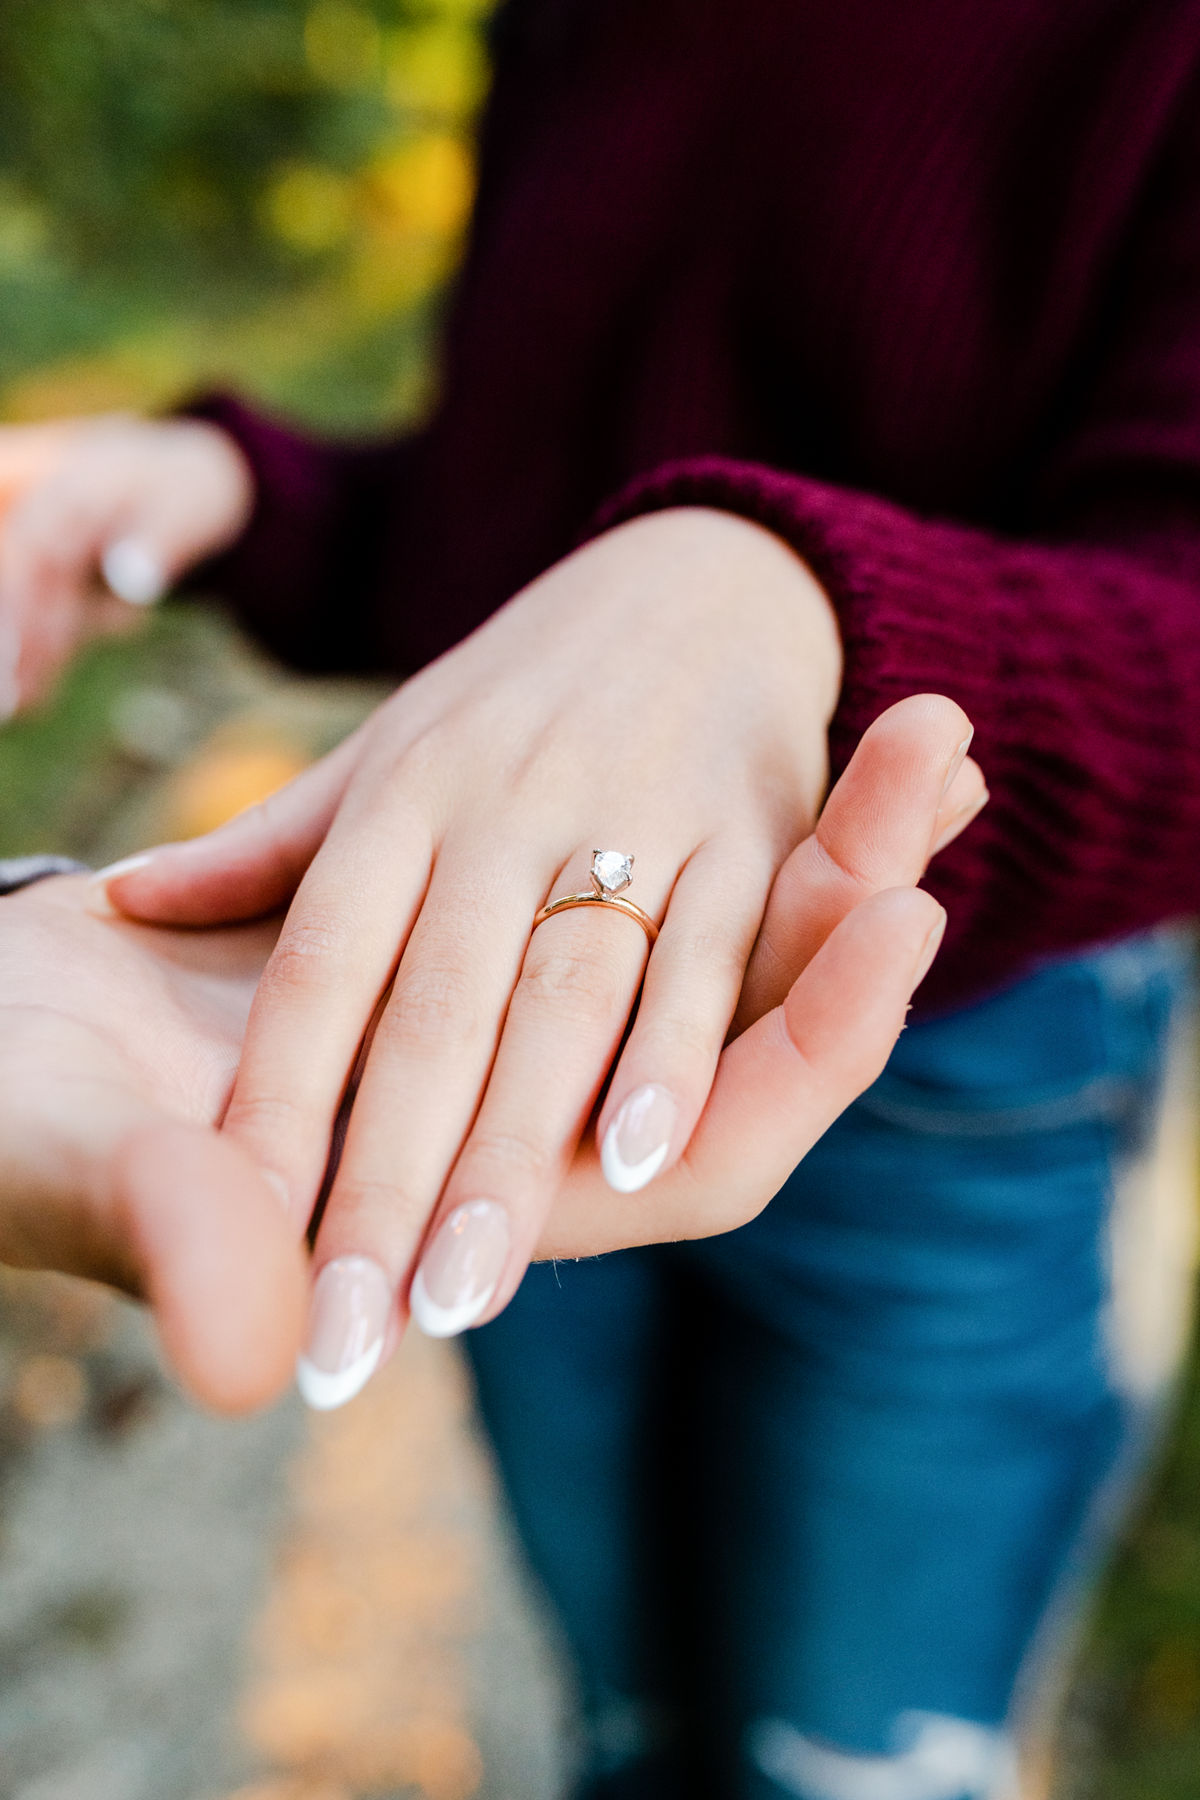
xmin=809 ymin=832 xmax=875 ymax=897
xmin=261 ymin=911 xmax=355 ymax=999
xmin=517 ymin=939 xmax=629 ymax=1028
xmin=382 ymin=963 xmax=490 ymax=1055
xmin=324 ymin=1175 xmax=421 ymax=1237
xmin=233 ymin=783 xmax=305 ymax=858
xmin=225 ymin=1090 xmax=311 ymax=1145
xmin=462 ymin=1127 xmax=555 ymax=1186
xmin=635 ymin=1006 xmax=715 ymax=1067
xmin=672 ymin=920 xmax=750 ymax=987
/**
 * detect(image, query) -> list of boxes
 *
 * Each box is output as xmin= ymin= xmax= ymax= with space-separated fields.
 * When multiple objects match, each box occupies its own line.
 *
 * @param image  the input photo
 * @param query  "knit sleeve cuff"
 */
xmin=589 ymin=454 xmax=1200 ymax=1012
xmin=590 ymin=454 xmax=999 ymax=782
xmin=181 ymin=394 xmax=413 ymax=676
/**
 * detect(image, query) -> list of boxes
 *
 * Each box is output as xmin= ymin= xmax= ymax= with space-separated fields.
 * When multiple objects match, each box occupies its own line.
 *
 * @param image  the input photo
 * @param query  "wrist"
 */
xmin=596 ymin=504 xmax=843 ymax=721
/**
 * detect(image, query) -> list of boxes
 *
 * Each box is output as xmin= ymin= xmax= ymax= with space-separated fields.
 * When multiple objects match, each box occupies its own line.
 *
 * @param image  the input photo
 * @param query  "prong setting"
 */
xmin=591 ymin=850 xmax=634 ymax=897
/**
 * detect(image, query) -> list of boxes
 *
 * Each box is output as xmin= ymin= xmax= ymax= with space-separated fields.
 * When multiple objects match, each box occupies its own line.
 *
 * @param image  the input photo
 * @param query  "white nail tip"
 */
xmin=102 ymin=538 xmax=166 ymax=606
xmin=261 ymin=1169 xmax=291 ymax=1211
xmin=295 ymin=1335 xmax=384 ymax=1411
xmin=91 ymin=852 xmax=155 ymax=883
xmin=600 ymin=1126 xmax=670 ymax=1194
xmin=84 ymin=852 xmax=156 ymax=916
xmin=410 ymin=1268 xmax=497 ymax=1339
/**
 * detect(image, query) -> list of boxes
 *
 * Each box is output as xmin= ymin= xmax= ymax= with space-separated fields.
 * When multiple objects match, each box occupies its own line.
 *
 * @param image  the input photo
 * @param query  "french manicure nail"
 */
xmin=410 ymin=1201 xmax=510 ymax=1339
xmin=601 ymin=1084 xmax=679 ymax=1194
xmin=102 ymin=537 xmax=166 ymax=607
xmin=296 ymin=1254 xmax=392 ymax=1410
xmin=261 ymin=1169 xmax=291 ymax=1212
xmin=911 ymin=909 xmax=948 ymax=992
xmin=83 ymin=852 xmax=157 ymax=917
xmin=929 ymin=787 xmax=989 ymax=856
xmin=941 ymin=731 xmax=975 ymax=797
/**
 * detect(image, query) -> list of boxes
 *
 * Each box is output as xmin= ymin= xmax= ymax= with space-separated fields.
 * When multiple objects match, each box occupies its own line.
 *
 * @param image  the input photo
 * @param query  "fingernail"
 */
xmin=410 ymin=1200 xmax=510 ymax=1339
xmin=261 ymin=1169 xmax=291 ymax=1211
xmin=929 ymin=787 xmax=989 ymax=856
xmin=83 ymin=851 xmax=156 ymax=917
xmin=601 ymin=1084 xmax=679 ymax=1193
xmin=941 ymin=730 xmax=974 ymax=797
xmin=911 ymin=908 xmax=948 ymax=992
xmin=296 ymin=1255 xmax=392 ymax=1410
xmin=101 ymin=537 xmax=166 ymax=606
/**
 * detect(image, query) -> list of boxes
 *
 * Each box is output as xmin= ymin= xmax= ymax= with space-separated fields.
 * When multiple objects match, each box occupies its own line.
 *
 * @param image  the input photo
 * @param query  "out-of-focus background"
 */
xmin=0 ymin=6 xmax=1199 ymax=1799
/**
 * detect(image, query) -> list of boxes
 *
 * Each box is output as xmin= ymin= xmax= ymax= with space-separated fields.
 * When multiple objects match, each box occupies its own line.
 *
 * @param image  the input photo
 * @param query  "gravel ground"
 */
xmin=0 ymin=1270 xmax=572 ymax=1800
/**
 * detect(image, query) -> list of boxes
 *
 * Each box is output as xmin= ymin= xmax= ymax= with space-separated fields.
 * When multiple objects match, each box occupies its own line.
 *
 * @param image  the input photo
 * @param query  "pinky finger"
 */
xmin=539 ymin=886 xmax=945 ymax=1259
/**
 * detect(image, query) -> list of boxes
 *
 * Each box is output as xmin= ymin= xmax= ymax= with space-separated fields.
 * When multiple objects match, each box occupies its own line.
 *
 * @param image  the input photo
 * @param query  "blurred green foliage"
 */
xmin=0 ymin=0 xmax=493 ymax=867
xmin=0 ymin=0 xmax=490 ymax=430
xmin=0 ymin=13 xmax=1199 ymax=1800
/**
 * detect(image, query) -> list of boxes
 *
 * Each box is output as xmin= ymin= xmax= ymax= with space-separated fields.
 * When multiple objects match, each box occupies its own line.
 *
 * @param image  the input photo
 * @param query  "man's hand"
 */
xmin=0 ymin=879 xmax=303 ymax=1413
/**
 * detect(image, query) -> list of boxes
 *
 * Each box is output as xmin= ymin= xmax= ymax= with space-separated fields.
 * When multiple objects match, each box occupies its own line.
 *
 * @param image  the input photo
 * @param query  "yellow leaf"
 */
xmin=166 ymin=746 xmax=311 ymax=839
xmin=366 ymin=136 xmax=475 ymax=239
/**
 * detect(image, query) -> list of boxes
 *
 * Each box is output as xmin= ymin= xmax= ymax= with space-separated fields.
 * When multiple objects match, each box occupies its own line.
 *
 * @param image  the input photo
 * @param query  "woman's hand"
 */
xmin=0 ymin=681 xmax=962 ymax=1414
xmin=95 ymin=509 xmax=985 ymax=1404
xmin=0 ymin=877 xmax=303 ymax=1412
xmin=0 ymin=414 xmax=252 ymax=713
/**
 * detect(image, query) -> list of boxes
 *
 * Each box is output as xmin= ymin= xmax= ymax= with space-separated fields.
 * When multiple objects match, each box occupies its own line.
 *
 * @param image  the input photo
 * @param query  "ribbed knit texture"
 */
xmin=196 ymin=0 xmax=1200 ymax=1010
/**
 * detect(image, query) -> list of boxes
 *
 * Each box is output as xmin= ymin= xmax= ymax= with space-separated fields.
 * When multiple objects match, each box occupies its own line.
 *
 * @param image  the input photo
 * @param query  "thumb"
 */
xmin=95 ymin=418 xmax=255 ymax=605
xmin=98 ymin=438 xmax=250 ymax=606
xmin=114 ymin=1121 xmax=308 ymax=1414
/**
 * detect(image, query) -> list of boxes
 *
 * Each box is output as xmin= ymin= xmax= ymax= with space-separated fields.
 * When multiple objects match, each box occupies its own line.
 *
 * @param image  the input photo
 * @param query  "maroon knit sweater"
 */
xmin=196 ymin=0 xmax=1200 ymax=1012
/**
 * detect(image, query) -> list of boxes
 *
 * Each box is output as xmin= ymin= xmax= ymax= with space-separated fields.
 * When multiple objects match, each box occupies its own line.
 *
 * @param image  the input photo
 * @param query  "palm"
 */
xmin=0 ymin=879 xmax=302 ymax=1412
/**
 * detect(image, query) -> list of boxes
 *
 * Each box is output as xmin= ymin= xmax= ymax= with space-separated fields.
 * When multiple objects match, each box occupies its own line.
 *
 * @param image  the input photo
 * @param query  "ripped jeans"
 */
xmin=465 ymin=926 xmax=1198 ymax=1800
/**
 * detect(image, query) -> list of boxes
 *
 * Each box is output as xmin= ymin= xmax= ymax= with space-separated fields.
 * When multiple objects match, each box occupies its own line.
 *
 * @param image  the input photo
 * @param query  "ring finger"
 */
xmin=406 ymin=831 xmax=771 ymax=1342
xmin=300 ymin=840 xmax=674 ymax=1402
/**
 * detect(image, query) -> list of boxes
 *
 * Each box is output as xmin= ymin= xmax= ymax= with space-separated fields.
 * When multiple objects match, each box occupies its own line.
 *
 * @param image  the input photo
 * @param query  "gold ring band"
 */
xmin=532 ymin=890 xmax=658 ymax=944
xmin=532 ymin=849 xmax=659 ymax=946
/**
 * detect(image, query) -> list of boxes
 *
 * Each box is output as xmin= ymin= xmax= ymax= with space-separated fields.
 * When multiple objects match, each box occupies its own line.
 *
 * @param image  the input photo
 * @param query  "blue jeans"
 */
xmin=465 ymin=927 xmax=1197 ymax=1800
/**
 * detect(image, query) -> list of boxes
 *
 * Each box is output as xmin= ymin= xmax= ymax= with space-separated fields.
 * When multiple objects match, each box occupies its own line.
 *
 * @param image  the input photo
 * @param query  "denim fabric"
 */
xmin=465 ymin=927 xmax=1196 ymax=1800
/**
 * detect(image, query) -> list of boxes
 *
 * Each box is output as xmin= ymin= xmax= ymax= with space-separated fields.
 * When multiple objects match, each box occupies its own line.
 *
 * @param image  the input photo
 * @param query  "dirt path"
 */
xmin=0 ymin=1271 xmax=570 ymax=1800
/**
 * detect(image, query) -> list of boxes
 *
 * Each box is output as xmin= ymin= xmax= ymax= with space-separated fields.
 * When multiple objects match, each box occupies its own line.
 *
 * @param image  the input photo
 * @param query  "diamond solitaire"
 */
xmin=531 ymin=850 xmax=657 ymax=944
xmin=591 ymin=850 xmax=634 ymax=896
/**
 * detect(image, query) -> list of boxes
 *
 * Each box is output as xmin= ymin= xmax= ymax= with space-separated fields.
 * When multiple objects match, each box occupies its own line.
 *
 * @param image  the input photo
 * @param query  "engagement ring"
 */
xmin=532 ymin=850 xmax=659 ymax=945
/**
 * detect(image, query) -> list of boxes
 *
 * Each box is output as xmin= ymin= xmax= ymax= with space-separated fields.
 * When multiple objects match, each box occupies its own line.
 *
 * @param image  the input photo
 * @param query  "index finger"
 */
xmin=734 ymin=694 xmax=979 ymax=1028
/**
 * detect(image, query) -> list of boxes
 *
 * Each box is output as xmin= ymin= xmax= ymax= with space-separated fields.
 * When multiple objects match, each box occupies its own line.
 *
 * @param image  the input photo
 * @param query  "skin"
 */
xmin=0 ymin=880 xmax=305 ymax=1413
xmin=0 ymin=419 xmax=987 ymax=1399
xmin=0 ymin=414 xmax=252 ymax=712
xmin=0 ymin=691 xmax=974 ymax=1405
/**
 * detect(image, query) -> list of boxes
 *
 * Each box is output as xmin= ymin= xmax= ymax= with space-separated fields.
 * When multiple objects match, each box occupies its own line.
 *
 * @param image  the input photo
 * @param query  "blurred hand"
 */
xmin=95 ymin=506 xmax=986 ymax=1407
xmin=0 ymin=876 xmax=304 ymax=1413
xmin=0 ymin=414 xmax=253 ymax=714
